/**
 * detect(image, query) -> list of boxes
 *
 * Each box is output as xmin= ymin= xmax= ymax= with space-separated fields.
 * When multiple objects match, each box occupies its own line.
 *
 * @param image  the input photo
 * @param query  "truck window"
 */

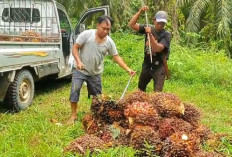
xmin=75 ymin=11 xmax=105 ymax=35
xmin=2 ymin=8 xmax=40 ymax=23
xmin=81 ymin=11 xmax=104 ymax=29
xmin=58 ymin=9 xmax=71 ymax=34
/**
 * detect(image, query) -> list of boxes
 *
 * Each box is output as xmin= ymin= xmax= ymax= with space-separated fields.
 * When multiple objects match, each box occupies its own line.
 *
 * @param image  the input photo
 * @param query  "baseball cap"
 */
xmin=155 ymin=11 xmax=167 ymax=23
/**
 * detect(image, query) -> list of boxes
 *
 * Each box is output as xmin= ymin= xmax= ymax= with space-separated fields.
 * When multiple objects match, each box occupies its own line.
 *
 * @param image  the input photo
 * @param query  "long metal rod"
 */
xmin=141 ymin=0 xmax=152 ymax=66
xmin=120 ymin=75 xmax=133 ymax=100
xmin=145 ymin=11 xmax=153 ymax=65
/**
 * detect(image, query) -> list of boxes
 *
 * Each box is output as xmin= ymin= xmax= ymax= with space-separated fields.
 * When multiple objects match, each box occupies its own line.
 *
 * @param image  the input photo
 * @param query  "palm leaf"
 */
xmin=215 ymin=0 xmax=232 ymax=38
xmin=186 ymin=0 xmax=210 ymax=32
xmin=177 ymin=0 xmax=196 ymax=6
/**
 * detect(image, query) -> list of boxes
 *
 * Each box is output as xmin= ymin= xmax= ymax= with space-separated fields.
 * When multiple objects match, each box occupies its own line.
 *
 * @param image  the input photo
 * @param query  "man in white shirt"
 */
xmin=68 ymin=15 xmax=135 ymax=123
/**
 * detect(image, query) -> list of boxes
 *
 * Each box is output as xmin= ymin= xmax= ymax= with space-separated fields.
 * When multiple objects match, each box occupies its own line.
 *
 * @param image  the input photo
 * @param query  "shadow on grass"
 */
xmin=0 ymin=103 xmax=9 ymax=113
xmin=35 ymin=78 xmax=71 ymax=96
xmin=0 ymin=78 xmax=71 ymax=113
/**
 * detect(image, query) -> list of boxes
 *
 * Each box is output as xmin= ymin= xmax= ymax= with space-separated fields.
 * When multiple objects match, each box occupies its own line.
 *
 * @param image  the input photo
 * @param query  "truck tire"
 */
xmin=7 ymin=70 xmax=34 ymax=111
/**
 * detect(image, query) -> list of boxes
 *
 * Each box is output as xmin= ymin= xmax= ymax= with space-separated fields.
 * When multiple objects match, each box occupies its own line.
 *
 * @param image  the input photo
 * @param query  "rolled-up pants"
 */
xmin=69 ymin=69 xmax=102 ymax=103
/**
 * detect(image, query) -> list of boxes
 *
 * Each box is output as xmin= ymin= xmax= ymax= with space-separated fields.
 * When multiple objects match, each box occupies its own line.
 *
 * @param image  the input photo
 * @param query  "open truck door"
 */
xmin=73 ymin=6 xmax=110 ymax=39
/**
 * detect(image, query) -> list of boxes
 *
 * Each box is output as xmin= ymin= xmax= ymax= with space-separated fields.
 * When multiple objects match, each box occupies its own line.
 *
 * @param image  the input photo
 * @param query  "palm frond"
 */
xmin=186 ymin=0 xmax=210 ymax=32
xmin=177 ymin=0 xmax=196 ymax=6
xmin=215 ymin=0 xmax=232 ymax=38
xmin=56 ymin=0 xmax=87 ymax=18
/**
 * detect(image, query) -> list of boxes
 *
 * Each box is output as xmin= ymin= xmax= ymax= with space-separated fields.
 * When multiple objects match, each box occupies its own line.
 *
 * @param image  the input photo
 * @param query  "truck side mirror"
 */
xmin=79 ymin=23 xmax=85 ymax=33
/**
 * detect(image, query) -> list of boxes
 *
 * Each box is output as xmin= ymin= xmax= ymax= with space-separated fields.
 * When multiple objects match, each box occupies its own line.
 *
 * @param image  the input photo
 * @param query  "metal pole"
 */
xmin=119 ymin=75 xmax=133 ymax=100
xmin=140 ymin=0 xmax=152 ymax=67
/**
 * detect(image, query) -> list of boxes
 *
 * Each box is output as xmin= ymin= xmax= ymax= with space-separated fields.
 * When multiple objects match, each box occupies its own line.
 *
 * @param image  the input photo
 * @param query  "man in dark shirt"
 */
xmin=129 ymin=6 xmax=171 ymax=92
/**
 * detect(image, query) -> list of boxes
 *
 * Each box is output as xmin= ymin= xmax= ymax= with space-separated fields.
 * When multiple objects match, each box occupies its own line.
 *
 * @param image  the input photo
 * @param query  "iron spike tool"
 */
xmin=140 ymin=0 xmax=153 ymax=70
xmin=119 ymin=75 xmax=133 ymax=101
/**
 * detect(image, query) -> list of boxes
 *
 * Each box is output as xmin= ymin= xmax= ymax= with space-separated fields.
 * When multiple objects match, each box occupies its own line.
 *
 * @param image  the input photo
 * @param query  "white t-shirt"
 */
xmin=75 ymin=29 xmax=118 ymax=75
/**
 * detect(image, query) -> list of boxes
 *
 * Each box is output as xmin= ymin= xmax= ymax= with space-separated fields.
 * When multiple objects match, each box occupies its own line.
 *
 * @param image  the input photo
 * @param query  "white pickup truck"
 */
xmin=0 ymin=0 xmax=109 ymax=111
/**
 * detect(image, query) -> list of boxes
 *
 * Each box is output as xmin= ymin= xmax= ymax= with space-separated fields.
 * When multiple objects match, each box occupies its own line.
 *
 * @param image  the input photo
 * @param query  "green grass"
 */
xmin=0 ymin=32 xmax=232 ymax=156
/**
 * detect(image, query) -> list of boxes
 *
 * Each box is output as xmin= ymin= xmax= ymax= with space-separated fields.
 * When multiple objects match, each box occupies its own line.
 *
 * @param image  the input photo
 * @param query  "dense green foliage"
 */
xmin=57 ymin=0 xmax=232 ymax=56
xmin=0 ymin=32 xmax=231 ymax=156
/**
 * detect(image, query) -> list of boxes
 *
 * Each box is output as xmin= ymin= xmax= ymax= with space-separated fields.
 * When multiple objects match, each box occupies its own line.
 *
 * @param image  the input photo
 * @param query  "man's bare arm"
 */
xmin=72 ymin=43 xmax=85 ymax=70
xmin=128 ymin=6 xmax=149 ymax=31
xmin=113 ymin=55 xmax=136 ymax=76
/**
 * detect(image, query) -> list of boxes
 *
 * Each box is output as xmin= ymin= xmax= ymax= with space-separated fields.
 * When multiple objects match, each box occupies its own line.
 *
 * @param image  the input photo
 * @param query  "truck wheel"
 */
xmin=7 ymin=70 xmax=34 ymax=111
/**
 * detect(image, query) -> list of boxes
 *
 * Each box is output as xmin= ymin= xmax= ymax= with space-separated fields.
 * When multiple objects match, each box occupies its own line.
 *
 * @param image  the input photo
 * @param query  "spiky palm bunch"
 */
xmin=97 ymin=123 xmax=128 ymax=145
xmin=64 ymin=134 xmax=105 ymax=154
xmin=179 ymin=102 xmax=201 ymax=127
xmin=150 ymin=92 xmax=185 ymax=117
xmin=192 ymin=124 xmax=211 ymax=143
xmin=124 ymin=101 xmax=159 ymax=128
xmin=91 ymin=97 xmax=125 ymax=124
xmin=158 ymin=117 xmax=193 ymax=139
xmin=66 ymin=91 xmax=226 ymax=156
xmin=120 ymin=90 xmax=149 ymax=106
xmin=193 ymin=150 xmax=224 ymax=157
xmin=82 ymin=113 xmax=99 ymax=134
xmin=162 ymin=132 xmax=200 ymax=157
xmin=130 ymin=125 xmax=162 ymax=151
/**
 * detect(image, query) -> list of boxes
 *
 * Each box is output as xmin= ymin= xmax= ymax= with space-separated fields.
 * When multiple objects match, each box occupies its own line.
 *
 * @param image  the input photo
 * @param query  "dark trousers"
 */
xmin=138 ymin=65 xmax=165 ymax=92
xmin=69 ymin=69 xmax=102 ymax=103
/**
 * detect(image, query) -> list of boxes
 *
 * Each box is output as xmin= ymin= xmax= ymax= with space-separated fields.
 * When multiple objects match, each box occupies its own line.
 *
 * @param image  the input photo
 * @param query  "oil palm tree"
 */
xmin=56 ymin=0 xmax=87 ymax=18
xmin=178 ymin=0 xmax=232 ymax=39
xmin=177 ymin=0 xmax=232 ymax=56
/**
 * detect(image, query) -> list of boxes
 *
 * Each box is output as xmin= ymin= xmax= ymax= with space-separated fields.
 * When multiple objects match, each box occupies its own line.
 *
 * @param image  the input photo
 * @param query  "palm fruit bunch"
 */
xmin=114 ymin=132 xmax=130 ymax=146
xmin=91 ymin=96 xmax=125 ymax=124
xmin=67 ymin=91 xmax=227 ymax=156
xmin=96 ymin=124 xmax=115 ymax=143
xmin=22 ymin=30 xmax=42 ymax=42
xmin=90 ymin=96 xmax=104 ymax=119
xmin=99 ymin=128 xmax=113 ymax=143
xmin=179 ymin=103 xmax=201 ymax=127
xmin=129 ymin=124 xmax=162 ymax=152
xmin=0 ymin=36 xmax=10 ymax=41
xmin=150 ymin=92 xmax=185 ymax=117
xmin=192 ymin=124 xmax=211 ymax=143
xmin=161 ymin=132 xmax=200 ymax=157
xmin=193 ymin=151 xmax=224 ymax=157
xmin=96 ymin=123 xmax=128 ymax=146
xmin=12 ymin=37 xmax=23 ymax=41
xmin=120 ymin=90 xmax=149 ymax=106
xmin=124 ymin=101 xmax=159 ymax=128
xmin=64 ymin=134 xmax=105 ymax=154
xmin=158 ymin=117 xmax=194 ymax=139
xmin=109 ymin=122 xmax=130 ymax=146
xmin=82 ymin=113 xmax=99 ymax=134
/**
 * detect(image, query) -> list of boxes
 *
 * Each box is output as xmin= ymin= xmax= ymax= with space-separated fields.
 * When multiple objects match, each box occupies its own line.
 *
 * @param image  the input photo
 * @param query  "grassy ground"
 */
xmin=0 ymin=32 xmax=231 ymax=156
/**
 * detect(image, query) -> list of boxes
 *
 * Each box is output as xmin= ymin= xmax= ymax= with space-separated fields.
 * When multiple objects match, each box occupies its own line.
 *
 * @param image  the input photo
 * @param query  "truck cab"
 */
xmin=0 ymin=0 xmax=109 ymax=111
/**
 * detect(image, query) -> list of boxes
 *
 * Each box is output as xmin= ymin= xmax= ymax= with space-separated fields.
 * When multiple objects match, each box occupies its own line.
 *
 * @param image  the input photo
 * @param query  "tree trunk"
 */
xmin=171 ymin=3 xmax=180 ymax=41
